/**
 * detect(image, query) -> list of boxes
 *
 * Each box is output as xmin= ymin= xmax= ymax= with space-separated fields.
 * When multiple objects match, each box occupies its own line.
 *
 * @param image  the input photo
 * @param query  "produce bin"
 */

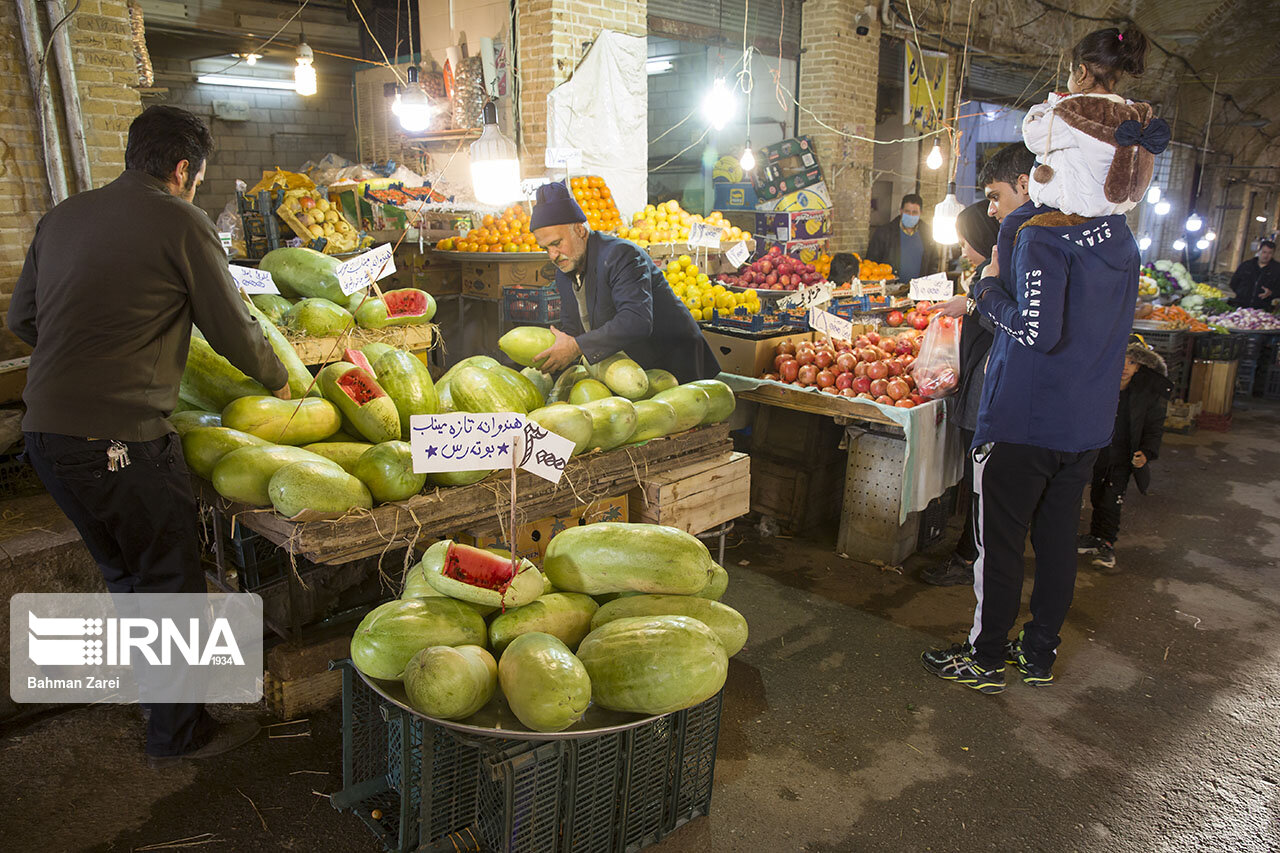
xmin=1235 ymin=359 xmax=1258 ymax=397
xmin=1192 ymin=333 xmax=1245 ymax=361
xmin=331 ymin=660 xmax=722 ymax=853
xmin=1265 ymin=364 xmax=1280 ymax=400
xmin=503 ymin=286 xmax=561 ymax=325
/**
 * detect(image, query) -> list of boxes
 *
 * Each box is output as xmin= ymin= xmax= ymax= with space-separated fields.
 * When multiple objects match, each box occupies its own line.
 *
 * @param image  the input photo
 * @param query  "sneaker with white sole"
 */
xmin=1092 ymin=543 xmax=1117 ymax=570
xmin=920 ymin=643 xmax=1005 ymax=694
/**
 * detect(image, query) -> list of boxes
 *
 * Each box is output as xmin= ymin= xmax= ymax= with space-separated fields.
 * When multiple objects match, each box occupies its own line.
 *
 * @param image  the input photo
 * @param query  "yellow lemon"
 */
xmin=690 ymin=307 xmax=703 ymax=322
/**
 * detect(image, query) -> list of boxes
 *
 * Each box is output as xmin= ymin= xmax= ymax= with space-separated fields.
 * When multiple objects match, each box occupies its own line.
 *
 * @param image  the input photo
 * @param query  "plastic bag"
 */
xmin=909 ymin=315 xmax=961 ymax=399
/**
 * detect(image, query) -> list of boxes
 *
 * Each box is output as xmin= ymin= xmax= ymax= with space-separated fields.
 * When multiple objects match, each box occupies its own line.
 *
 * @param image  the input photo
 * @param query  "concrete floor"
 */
xmin=2 ymin=400 xmax=1278 ymax=852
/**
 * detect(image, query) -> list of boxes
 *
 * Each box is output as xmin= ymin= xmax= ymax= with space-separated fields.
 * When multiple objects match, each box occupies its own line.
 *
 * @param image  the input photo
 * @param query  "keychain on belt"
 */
xmin=107 ymin=441 xmax=131 ymax=472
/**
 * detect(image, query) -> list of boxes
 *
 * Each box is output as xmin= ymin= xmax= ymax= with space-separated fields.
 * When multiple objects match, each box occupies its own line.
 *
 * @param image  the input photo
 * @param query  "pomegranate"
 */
xmin=895 ymin=399 xmax=916 ymax=408
xmin=875 ymin=395 xmax=894 ymax=405
xmin=777 ymin=340 xmax=797 ymax=356
xmin=835 ymin=372 xmax=854 ymax=390
xmin=886 ymin=378 xmax=910 ymax=400
xmin=816 ymin=369 xmax=836 ymax=389
xmin=866 ymin=361 xmax=889 ymax=381
xmin=796 ymin=349 xmax=816 ymax=366
xmin=835 ymin=352 xmax=856 ymax=373
xmin=814 ymin=349 xmax=834 ymax=369
xmin=852 ymin=375 xmax=871 ymax=394
xmin=779 ymin=359 xmax=799 ymax=383
xmin=887 ymin=310 xmax=904 ymax=327
xmin=870 ymin=378 xmax=889 ymax=397
xmin=797 ymin=364 xmax=818 ymax=386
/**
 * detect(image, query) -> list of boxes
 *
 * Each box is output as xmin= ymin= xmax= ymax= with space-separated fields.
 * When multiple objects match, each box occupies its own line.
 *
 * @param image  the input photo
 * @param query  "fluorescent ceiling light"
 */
xmin=196 ymin=74 xmax=296 ymax=90
xmin=646 ymin=60 xmax=673 ymax=75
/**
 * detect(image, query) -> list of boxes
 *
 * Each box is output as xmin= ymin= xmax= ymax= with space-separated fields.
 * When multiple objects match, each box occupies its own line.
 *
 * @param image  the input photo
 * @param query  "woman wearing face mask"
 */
xmin=866 ymin=192 xmax=940 ymax=283
xmin=921 ymin=201 xmax=1000 ymax=587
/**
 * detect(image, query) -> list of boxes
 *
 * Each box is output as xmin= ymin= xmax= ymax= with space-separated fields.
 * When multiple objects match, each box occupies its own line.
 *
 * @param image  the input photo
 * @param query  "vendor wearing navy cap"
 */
xmin=529 ymin=181 xmax=720 ymax=381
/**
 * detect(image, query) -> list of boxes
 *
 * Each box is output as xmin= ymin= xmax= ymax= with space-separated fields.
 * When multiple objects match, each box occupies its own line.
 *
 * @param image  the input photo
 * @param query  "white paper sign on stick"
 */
xmin=808 ymin=308 xmax=854 ymax=341
xmin=687 ymin=222 xmax=723 ymax=249
xmin=725 ymin=241 xmax=750 ymax=268
xmin=515 ymin=420 xmax=575 ymax=484
xmin=908 ymin=272 xmax=952 ymax=301
xmin=410 ymin=412 xmax=526 ymax=474
xmin=778 ymin=282 xmax=832 ymax=311
xmin=229 ymin=264 xmax=279 ymax=294
xmin=544 ymin=147 xmax=583 ymax=170
xmin=336 ymin=244 xmax=397 ymax=295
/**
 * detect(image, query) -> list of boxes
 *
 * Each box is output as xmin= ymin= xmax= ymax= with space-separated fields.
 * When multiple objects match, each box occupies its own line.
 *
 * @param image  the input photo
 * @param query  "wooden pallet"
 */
xmin=264 ymin=668 xmax=343 ymax=720
xmin=629 ymin=452 xmax=750 ymax=534
xmin=195 ymin=424 xmax=732 ymax=565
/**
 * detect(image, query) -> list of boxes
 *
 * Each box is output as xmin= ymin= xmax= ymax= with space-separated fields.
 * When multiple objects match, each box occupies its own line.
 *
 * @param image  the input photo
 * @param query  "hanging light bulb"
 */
xmin=1146 ymin=186 xmax=1161 ymax=204
xmin=1205 ymin=230 xmax=1217 ymax=242
xmin=1257 ymin=215 xmax=1268 ymax=223
xmin=1172 ymin=238 xmax=1187 ymax=251
xmin=1185 ymin=212 xmax=1203 ymax=232
xmin=396 ymin=66 xmax=433 ymax=133
xmin=701 ymin=78 xmax=736 ymax=131
xmin=1138 ymin=235 xmax=1152 ymax=251
xmin=469 ymin=100 xmax=521 ymax=206
xmin=739 ymin=144 xmax=755 ymax=172
xmin=932 ymin=182 xmax=965 ymax=245
xmin=1154 ymin=200 xmax=1171 ymax=216
xmin=294 ymin=42 xmax=317 ymax=96
xmin=925 ymin=142 xmax=944 ymax=170
xmin=1196 ymin=238 xmax=1210 ymax=251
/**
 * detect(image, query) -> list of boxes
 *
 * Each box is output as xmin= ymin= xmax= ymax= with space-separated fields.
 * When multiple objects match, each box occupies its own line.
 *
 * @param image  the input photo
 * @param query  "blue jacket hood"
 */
xmin=972 ymin=210 xmax=1140 ymax=452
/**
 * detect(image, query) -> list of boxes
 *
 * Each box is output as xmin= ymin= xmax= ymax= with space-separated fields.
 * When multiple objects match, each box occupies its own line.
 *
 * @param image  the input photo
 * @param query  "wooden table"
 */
xmin=196 ymin=424 xmax=732 ymax=567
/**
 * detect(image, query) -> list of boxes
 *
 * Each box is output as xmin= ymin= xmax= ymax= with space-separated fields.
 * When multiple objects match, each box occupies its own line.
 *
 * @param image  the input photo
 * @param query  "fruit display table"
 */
xmin=286 ymin=324 xmax=437 ymax=366
xmin=194 ymin=423 xmax=732 ymax=567
xmin=721 ymin=374 xmax=964 ymax=564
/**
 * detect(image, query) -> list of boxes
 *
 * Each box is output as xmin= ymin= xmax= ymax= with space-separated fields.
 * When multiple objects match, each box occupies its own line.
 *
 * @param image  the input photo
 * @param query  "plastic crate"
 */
xmin=1234 ymin=332 xmax=1265 ymax=362
xmin=332 ymin=660 xmax=721 ymax=853
xmin=1134 ymin=327 xmax=1191 ymax=361
xmin=1235 ymin=359 xmax=1258 ymax=397
xmin=1192 ymin=333 xmax=1245 ymax=361
xmin=706 ymin=308 xmax=799 ymax=333
xmin=1266 ymin=364 xmax=1280 ymax=399
xmin=503 ymin=286 xmax=561 ymax=325
xmin=0 ymin=450 xmax=46 ymax=500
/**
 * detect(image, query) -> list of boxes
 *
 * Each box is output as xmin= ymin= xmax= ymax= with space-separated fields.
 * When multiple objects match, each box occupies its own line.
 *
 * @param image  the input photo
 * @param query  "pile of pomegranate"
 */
xmin=762 ymin=330 xmax=930 ymax=408
xmin=716 ymin=246 xmax=826 ymax=292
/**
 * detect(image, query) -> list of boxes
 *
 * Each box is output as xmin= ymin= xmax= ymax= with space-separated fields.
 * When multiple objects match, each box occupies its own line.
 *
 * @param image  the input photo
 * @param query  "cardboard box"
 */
xmin=702 ymin=329 xmax=813 ymax=378
xmin=461 ymin=260 xmax=558 ymax=299
xmin=759 ymin=237 xmax=829 ymax=264
xmin=754 ymin=166 xmax=826 ymax=202
xmin=713 ymin=182 xmax=758 ymax=210
xmin=755 ymin=181 xmax=833 ymax=213
xmin=760 ymin=136 xmax=818 ymax=170
xmin=0 ymin=357 xmax=30 ymax=405
xmin=755 ymin=209 xmax=832 ymax=242
xmin=458 ymin=494 xmax=628 ymax=563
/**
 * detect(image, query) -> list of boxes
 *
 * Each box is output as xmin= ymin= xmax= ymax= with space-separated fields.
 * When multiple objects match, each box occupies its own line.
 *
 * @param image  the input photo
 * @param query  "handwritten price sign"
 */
xmin=807 ymin=308 xmax=854 ymax=341
xmin=908 ymin=272 xmax=952 ymax=301
xmin=229 ymin=264 xmax=279 ymax=294
xmin=687 ymin=222 xmax=723 ymax=249
xmin=409 ymin=413 xmax=575 ymax=484
xmin=778 ymin=282 xmax=832 ymax=311
xmin=336 ymin=244 xmax=397 ymax=295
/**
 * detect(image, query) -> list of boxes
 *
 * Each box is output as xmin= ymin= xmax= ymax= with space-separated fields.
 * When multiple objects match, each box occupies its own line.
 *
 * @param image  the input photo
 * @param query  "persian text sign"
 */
xmin=409 ymin=413 xmax=573 ymax=484
xmin=336 ymin=243 xmax=397 ymax=295
xmin=229 ymin=264 xmax=279 ymax=294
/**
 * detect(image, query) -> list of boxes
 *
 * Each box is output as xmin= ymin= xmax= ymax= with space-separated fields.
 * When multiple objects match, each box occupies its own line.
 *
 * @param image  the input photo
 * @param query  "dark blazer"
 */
xmin=866 ymin=215 xmax=940 ymax=280
xmin=553 ymin=232 xmax=720 ymax=383
xmin=1227 ymin=258 xmax=1280 ymax=310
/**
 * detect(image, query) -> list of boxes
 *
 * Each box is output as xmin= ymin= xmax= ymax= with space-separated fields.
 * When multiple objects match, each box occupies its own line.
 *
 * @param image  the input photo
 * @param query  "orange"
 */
xmin=503 ymin=242 xmax=518 ymax=252
xmin=482 ymin=214 xmax=496 ymax=227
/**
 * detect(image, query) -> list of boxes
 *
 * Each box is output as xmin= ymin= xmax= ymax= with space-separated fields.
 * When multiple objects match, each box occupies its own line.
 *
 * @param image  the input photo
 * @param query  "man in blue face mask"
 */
xmin=867 ymin=192 xmax=939 ymax=283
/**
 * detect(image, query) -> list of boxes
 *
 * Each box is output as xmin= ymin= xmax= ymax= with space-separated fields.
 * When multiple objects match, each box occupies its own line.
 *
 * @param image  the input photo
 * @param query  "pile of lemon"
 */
xmin=618 ymin=202 xmax=747 ymax=247
xmin=663 ymin=255 xmax=761 ymax=322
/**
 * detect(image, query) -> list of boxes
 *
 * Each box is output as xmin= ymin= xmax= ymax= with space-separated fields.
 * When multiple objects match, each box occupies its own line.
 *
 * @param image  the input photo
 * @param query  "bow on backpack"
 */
xmin=1114 ymin=117 xmax=1172 ymax=154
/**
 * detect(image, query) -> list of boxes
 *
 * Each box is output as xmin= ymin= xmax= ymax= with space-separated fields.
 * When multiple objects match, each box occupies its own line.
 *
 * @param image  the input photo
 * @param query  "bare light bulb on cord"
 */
xmin=1138 ymin=235 xmax=1152 ymax=251
xmin=1172 ymin=238 xmax=1187 ymax=251
xmin=932 ymin=182 xmax=964 ymax=245
xmin=294 ymin=42 xmax=316 ymax=96
xmin=925 ymin=142 xmax=943 ymax=170
xmin=1146 ymin=186 xmax=1161 ymax=204
xmin=1154 ymin=200 xmax=1171 ymax=216
xmin=1185 ymin=212 xmax=1203 ymax=232
xmin=739 ymin=144 xmax=755 ymax=172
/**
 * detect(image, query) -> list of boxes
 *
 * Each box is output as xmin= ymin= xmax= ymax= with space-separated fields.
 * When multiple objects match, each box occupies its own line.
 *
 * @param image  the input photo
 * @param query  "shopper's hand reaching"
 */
xmin=273 ymin=383 xmax=292 ymax=400
xmin=934 ymin=294 xmax=968 ymax=317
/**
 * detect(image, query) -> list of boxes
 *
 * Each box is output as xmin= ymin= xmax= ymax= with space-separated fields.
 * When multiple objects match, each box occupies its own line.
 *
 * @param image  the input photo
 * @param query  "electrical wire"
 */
xmin=202 ymin=0 xmax=312 ymax=78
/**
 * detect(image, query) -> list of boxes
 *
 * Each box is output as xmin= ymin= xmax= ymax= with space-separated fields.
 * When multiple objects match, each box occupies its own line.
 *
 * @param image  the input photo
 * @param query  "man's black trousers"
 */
xmin=25 ymin=431 xmax=215 ymax=757
xmin=968 ymin=441 xmax=1098 ymax=669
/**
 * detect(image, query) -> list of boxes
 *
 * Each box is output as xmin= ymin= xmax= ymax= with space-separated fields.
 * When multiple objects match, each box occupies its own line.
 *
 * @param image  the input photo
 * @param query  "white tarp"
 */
xmin=546 ymin=30 xmax=647 ymax=219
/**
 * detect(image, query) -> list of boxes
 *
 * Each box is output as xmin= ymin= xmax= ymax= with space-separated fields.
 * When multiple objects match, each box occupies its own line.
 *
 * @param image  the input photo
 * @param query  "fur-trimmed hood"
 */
xmin=1127 ymin=341 xmax=1167 ymax=376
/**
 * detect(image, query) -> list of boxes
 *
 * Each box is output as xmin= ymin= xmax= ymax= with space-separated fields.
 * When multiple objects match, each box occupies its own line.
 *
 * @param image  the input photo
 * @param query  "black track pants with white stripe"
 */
xmin=967 ymin=442 xmax=1098 ymax=669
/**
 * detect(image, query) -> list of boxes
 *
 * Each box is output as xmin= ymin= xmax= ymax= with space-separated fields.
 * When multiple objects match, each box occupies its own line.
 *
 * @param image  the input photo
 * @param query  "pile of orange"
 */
xmin=858 ymin=258 xmax=895 ymax=280
xmin=570 ymin=175 xmax=623 ymax=231
xmin=814 ymin=253 xmax=833 ymax=280
xmin=436 ymin=204 xmax=539 ymax=253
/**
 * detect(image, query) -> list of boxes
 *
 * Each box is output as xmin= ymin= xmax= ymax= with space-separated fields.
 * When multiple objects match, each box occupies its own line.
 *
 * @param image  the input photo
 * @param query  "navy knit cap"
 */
xmin=530 ymin=180 xmax=587 ymax=231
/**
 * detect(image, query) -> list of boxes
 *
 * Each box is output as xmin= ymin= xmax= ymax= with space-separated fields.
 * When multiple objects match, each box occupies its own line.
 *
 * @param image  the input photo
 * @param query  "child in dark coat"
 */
xmin=1077 ymin=338 xmax=1172 ymax=569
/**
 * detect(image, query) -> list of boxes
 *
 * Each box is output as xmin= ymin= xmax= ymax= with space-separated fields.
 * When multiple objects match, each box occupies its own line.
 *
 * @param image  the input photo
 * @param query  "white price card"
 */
xmin=229 ymin=264 xmax=278 ymax=294
xmin=778 ymin=282 xmax=832 ymax=311
xmin=544 ymin=147 xmax=584 ymax=170
xmin=908 ymin=272 xmax=953 ymax=301
xmin=725 ymin=240 xmax=751 ymax=269
xmin=410 ymin=412 xmax=526 ymax=474
xmin=336 ymin=244 xmax=397 ymax=295
xmin=515 ymin=420 xmax=576 ymax=484
xmin=687 ymin=222 xmax=723 ymax=249
xmin=808 ymin=308 xmax=854 ymax=341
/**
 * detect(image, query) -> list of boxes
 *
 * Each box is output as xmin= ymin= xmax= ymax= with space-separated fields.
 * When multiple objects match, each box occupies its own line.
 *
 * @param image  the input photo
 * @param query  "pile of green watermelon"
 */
xmin=350 ymin=522 xmax=746 ymax=731
xmin=177 ymin=264 xmax=735 ymax=520
xmin=253 ymin=246 xmax=438 ymax=334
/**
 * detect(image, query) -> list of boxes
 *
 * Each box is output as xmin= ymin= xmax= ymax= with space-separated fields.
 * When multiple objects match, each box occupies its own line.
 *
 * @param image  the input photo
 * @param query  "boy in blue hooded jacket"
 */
xmin=921 ymin=150 xmax=1143 ymax=693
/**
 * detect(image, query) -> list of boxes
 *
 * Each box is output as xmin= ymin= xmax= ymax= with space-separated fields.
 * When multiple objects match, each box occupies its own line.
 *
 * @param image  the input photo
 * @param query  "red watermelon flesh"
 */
xmin=337 ymin=368 xmax=387 ymax=405
xmin=385 ymin=289 xmax=430 ymax=318
xmin=344 ymin=348 xmax=376 ymax=375
xmin=443 ymin=543 xmax=518 ymax=591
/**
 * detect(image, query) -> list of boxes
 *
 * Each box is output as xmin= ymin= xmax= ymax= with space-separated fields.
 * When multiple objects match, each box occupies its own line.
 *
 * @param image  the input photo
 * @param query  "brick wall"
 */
xmin=796 ymin=0 xmax=879 ymax=254
xmin=151 ymin=58 xmax=357 ymax=220
xmin=515 ymin=0 xmax=646 ymax=175
xmin=0 ymin=0 xmax=141 ymax=357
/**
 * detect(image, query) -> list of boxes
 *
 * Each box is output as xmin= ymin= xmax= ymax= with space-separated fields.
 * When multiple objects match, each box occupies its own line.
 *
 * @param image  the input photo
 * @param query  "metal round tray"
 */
xmin=356 ymin=667 xmax=662 ymax=741
xmin=433 ymin=250 xmax=548 ymax=262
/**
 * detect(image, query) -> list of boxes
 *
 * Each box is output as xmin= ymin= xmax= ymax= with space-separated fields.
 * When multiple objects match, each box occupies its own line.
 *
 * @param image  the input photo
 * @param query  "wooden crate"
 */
xmin=288 ymin=324 xmax=436 ymax=366
xmin=1188 ymin=360 xmax=1238 ymax=416
xmin=749 ymin=453 xmax=842 ymax=533
xmin=264 ymin=668 xmax=343 ymax=720
xmin=629 ymin=452 xmax=750 ymax=534
xmin=748 ymin=405 xmax=846 ymax=465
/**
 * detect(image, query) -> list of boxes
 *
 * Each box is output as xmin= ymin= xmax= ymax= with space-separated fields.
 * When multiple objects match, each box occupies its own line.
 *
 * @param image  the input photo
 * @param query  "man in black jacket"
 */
xmin=1077 ymin=339 xmax=1173 ymax=570
xmin=866 ymin=193 xmax=939 ymax=282
xmin=9 ymin=106 xmax=287 ymax=767
xmin=1228 ymin=240 xmax=1278 ymax=310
